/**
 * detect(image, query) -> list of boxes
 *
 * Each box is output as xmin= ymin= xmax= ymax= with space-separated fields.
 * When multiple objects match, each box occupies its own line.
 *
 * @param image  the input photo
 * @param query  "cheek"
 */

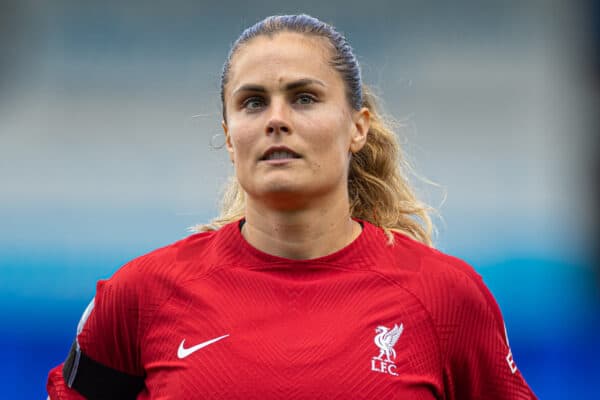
xmin=310 ymin=113 xmax=352 ymax=158
xmin=228 ymin=125 xmax=257 ymax=161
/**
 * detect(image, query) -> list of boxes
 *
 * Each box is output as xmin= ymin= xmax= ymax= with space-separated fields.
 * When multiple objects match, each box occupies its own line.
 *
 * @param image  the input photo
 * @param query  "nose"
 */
xmin=266 ymin=119 xmax=290 ymax=135
xmin=265 ymin=99 xmax=291 ymax=135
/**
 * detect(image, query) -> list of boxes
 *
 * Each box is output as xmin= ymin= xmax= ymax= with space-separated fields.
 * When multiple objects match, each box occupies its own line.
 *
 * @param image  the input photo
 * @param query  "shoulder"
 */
xmin=108 ymin=223 xmax=240 ymax=288
xmin=367 ymin=234 xmax=537 ymax=398
xmin=87 ymin=222 xmax=244 ymax=321
xmin=79 ymin=223 xmax=242 ymax=339
xmin=369 ymin=227 xmax=503 ymax=330
xmin=389 ymin=230 xmax=489 ymax=292
xmin=370 ymin=229 xmax=509 ymax=356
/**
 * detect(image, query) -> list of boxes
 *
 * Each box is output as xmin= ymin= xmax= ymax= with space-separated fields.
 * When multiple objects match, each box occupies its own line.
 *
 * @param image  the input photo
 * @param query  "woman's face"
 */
xmin=223 ymin=32 xmax=369 ymax=209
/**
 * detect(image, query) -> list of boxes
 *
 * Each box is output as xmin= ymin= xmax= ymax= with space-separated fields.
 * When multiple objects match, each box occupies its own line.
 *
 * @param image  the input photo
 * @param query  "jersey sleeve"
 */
xmin=441 ymin=266 xmax=537 ymax=400
xmin=47 ymin=262 xmax=146 ymax=399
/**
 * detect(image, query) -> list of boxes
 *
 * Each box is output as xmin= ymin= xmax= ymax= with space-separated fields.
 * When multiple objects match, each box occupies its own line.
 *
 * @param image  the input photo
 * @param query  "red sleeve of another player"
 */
xmin=442 ymin=268 xmax=537 ymax=400
xmin=46 ymin=270 xmax=144 ymax=399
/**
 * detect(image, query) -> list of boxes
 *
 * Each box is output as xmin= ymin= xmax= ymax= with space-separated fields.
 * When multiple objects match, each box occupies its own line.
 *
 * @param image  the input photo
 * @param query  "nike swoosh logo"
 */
xmin=177 ymin=334 xmax=230 ymax=359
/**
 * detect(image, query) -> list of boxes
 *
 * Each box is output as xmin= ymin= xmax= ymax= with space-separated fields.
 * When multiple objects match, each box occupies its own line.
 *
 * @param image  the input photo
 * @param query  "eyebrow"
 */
xmin=232 ymin=78 xmax=326 ymax=96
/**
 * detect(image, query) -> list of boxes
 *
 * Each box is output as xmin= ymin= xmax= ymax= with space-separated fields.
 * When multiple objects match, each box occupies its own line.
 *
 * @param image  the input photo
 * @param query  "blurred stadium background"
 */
xmin=1 ymin=0 xmax=598 ymax=398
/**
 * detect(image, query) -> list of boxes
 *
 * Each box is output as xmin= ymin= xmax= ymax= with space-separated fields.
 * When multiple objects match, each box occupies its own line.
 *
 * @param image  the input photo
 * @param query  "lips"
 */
xmin=260 ymin=146 xmax=301 ymax=161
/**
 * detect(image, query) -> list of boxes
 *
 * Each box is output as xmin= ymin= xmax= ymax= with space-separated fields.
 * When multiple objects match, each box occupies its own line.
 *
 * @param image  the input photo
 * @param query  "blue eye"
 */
xmin=295 ymin=94 xmax=316 ymax=105
xmin=243 ymin=97 xmax=265 ymax=111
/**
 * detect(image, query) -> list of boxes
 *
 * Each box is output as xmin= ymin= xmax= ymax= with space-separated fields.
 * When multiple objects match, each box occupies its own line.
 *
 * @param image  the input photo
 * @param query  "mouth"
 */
xmin=260 ymin=147 xmax=302 ymax=161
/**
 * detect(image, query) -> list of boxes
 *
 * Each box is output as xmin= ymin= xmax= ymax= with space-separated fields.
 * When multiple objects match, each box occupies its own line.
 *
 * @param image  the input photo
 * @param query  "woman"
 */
xmin=47 ymin=14 xmax=536 ymax=399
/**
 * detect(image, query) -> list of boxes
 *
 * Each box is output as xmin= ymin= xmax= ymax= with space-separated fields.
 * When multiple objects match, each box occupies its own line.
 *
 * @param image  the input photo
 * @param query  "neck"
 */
xmin=242 ymin=196 xmax=361 ymax=260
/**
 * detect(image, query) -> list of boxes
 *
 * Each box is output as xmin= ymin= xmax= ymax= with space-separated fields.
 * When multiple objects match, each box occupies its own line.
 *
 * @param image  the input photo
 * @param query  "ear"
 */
xmin=222 ymin=120 xmax=234 ymax=163
xmin=349 ymin=107 xmax=370 ymax=153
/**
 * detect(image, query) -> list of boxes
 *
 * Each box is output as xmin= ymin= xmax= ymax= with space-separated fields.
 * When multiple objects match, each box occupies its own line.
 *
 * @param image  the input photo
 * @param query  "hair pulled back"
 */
xmin=198 ymin=14 xmax=435 ymax=246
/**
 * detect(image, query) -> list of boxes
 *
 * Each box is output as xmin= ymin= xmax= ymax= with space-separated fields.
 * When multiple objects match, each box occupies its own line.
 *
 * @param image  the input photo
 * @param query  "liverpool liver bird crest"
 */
xmin=374 ymin=323 xmax=403 ymax=362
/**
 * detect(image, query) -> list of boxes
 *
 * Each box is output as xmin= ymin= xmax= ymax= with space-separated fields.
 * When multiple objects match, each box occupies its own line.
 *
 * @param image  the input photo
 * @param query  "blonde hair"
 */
xmin=195 ymin=15 xmax=436 ymax=247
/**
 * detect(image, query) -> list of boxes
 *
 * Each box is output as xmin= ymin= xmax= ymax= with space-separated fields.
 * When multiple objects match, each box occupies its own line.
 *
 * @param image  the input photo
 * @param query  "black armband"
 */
xmin=62 ymin=340 xmax=145 ymax=400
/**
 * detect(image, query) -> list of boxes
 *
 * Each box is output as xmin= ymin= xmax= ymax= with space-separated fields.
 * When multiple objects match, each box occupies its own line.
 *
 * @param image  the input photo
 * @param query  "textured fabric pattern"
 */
xmin=47 ymin=220 xmax=536 ymax=399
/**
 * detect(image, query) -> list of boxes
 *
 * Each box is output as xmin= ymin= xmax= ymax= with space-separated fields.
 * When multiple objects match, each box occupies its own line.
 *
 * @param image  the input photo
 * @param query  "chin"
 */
xmin=252 ymin=175 xmax=303 ymax=192
xmin=260 ymin=183 xmax=303 ymax=198
xmin=244 ymin=181 xmax=309 ymax=207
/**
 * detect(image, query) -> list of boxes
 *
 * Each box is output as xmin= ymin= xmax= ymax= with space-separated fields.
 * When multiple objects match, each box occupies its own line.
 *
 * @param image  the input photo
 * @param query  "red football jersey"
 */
xmin=47 ymin=219 xmax=536 ymax=399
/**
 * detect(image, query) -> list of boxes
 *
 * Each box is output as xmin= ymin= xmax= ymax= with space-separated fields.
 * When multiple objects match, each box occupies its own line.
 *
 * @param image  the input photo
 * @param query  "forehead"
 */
xmin=226 ymin=32 xmax=343 ymax=94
